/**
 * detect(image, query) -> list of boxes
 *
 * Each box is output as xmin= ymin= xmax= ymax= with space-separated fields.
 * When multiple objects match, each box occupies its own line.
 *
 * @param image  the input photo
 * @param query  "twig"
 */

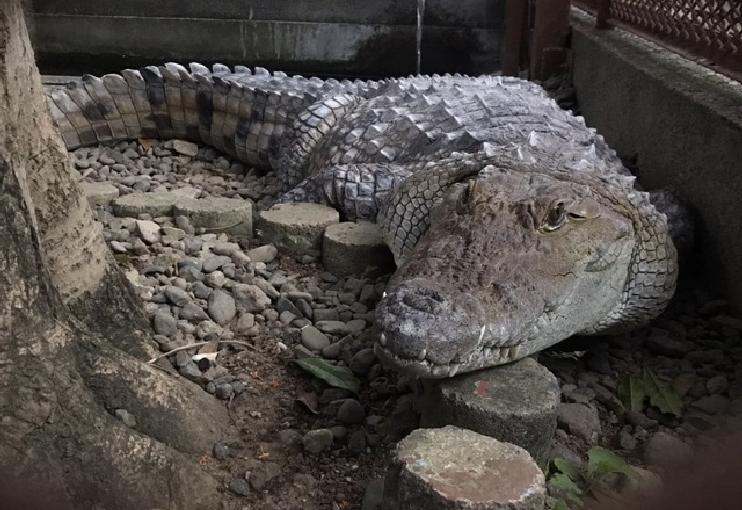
xmin=147 ymin=339 xmax=256 ymax=364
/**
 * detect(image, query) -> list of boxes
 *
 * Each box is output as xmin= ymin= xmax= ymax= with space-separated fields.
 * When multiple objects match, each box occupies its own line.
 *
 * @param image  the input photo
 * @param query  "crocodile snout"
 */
xmin=375 ymin=279 xmax=488 ymax=377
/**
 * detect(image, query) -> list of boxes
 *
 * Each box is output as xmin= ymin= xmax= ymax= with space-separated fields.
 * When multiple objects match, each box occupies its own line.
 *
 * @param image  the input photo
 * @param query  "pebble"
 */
xmin=208 ymin=290 xmax=237 ymax=324
xmin=303 ymin=428 xmax=335 ymax=454
xmin=337 ymin=399 xmax=366 ymax=425
xmin=643 ymin=431 xmax=694 ymax=469
xmin=301 ymin=326 xmax=331 ymax=351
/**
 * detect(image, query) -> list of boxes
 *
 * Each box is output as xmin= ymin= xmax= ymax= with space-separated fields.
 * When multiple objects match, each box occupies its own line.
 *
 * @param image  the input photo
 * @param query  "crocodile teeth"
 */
xmin=478 ymin=325 xmax=486 ymax=343
xmin=379 ymin=333 xmax=387 ymax=346
xmin=448 ymin=363 xmax=461 ymax=377
xmin=416 ymin=349 xmax=427 ymax=361
xmin=431 ymin=364 xmax=448 ymax=377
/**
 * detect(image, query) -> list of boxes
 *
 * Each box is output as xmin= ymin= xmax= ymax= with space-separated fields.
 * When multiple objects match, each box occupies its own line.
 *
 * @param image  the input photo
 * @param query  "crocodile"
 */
xmin=46 ymin=63 xmax=683 ymax=378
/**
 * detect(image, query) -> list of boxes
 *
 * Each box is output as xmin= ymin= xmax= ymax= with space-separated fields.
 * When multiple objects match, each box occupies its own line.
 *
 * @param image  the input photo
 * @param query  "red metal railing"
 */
xmin=574 ymin=0 xmax=742 ymax=81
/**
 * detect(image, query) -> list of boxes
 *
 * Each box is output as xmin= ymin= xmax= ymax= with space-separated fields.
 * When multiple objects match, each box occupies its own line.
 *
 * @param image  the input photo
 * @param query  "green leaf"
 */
xmin=553 ymin=458 xmax=581 ymax=482
xmin=587 ymin=447 xmax=639 ymax=479
xmin=617 ymin=374 xmax=646 ymax=413
xmin=643 ymin=368 xmax=683 ymax=417
xmin=549 ymin=473 xmax=583 ymax=500
xmin=292 ymin=357 xmax=360 ymax=394
xmin=546 ymin=496 xmax=573 ymax=510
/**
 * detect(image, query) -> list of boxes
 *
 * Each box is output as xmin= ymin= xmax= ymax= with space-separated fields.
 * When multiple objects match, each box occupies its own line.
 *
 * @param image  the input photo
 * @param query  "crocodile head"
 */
xmin=374 ymin=169 xmax=675 ymax=378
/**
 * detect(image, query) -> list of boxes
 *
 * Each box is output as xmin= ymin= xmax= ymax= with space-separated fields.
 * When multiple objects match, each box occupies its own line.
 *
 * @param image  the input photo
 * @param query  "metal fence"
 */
xmin=574 ymin=0 xmax=742 ymax=81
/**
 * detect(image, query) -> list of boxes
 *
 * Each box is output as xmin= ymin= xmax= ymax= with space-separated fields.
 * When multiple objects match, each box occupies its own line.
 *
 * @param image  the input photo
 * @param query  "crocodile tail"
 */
xmin=45 ymin=63 xmax=348 ymax=170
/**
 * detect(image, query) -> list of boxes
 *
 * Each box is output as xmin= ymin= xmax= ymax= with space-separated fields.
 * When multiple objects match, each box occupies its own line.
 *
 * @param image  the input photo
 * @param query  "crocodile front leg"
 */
xmin=279 ymin=163 xmax=413 ymax=221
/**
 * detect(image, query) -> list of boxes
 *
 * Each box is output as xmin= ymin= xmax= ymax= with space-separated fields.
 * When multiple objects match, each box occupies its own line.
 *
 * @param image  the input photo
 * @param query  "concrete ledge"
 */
xmin=31 ymin=8 xmax=504 ymax=76
xmin=571 ymin=10 xmax=742 ymax=313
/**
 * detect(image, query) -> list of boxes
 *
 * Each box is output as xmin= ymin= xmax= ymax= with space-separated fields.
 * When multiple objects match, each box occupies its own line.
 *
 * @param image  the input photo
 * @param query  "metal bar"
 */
xmin=502 ymin=0 xmax=529 ymax=76
xmin=595 ymin=0 xmax=610 ymax=29
xmin=530 ymin=0 xmax=571 ymax=80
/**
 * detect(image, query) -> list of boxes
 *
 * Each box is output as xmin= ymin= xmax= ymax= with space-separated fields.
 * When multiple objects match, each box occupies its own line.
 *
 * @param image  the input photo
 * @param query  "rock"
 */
xmin=164 ymin=286 xmax=191 ymax=307
xmin=556 ymin=403 xmax=602 ymax=444
xmin=172 ymin=139 xmax=199 ymax=157
xmin=180 ymin=302 xmax=210 ymax=322
xmin=208 ymin=290 xmax=237 ymax=325
xmin=82 ymin=181 xmax=120 ymax=207
xmin=212 ymin=442 xmax=229 ymax=460
xmin=690 ymin=394 xmax=728 ymax=415
xmin=362 ymin=477 xmax=385 ymax=510
xmin=136 ymin=219 xmax=161 ymax=244
xmin=337 ymin=399 xmax=366 ymax=425
xmin=232 ymin=283 xmax=272 ymax=312
xmin=643 ymin=431 xmax=693 ymax=469
xmin=302 ymin=428 xmax=335 ymax=454
xmin=114 ymin=409 xmax=136 ymax=428
xmin=228 ymin=478 xmax=251 ymax=497
xmin=236 ymin=313 xmax=255 ymax=332
xmin=350 ymin=348 xmax=377 ymax=376
xmin=301 ymin=326 xmax=331 ymax=351
xmin=247 ymin=245 xmax=278 ymax=263
xmin=153 ymin=312 xmax=177 ymax=337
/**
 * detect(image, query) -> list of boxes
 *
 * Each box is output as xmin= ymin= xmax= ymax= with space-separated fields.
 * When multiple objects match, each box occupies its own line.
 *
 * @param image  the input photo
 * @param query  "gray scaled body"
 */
xmin=46 ymin=63 xmax=680 ymax=378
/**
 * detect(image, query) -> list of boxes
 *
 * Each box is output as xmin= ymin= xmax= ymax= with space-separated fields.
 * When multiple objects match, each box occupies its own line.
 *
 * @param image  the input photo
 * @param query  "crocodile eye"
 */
xmin=543 ymin=201 xmax=566 ymax=231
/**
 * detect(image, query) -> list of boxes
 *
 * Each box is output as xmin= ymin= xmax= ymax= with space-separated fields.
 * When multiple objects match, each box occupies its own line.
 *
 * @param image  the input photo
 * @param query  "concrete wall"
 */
xmin=571 ymin=12 xmax=742 ymax=311
xmin=30 ymin=0 xmax=505 ymax=77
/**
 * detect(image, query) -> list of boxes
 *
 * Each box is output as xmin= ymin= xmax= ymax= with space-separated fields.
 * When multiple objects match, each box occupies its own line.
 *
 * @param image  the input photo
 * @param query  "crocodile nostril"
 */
xmin=402 ymin=288 xmax=445 ymax=314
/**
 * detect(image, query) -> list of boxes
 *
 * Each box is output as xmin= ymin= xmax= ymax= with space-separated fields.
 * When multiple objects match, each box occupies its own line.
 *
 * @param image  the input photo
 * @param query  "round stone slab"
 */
xmin=173 ymin=198 xmax=252 ymax=237
xmin=323 ymin=221 xmax=395 ymax=277
xmin=420 ymin=357 xmax=559 ymax=466
xmin=257 ymin=203 xmax=340 ymax=256
xmin=382 ymin=426 xmax=545 ymax=510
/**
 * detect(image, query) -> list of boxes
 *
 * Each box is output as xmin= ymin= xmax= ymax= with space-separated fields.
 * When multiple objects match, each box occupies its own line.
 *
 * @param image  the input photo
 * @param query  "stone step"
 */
xmin=322 ymin=221 xmax=395 ymax=277
xmin=420 ymin=357 xmax=560 ymax=467
xmin=381 ymin=426 xmax=545 ymax=510
xmin=257 ymin=203 xmax=339 ymax=256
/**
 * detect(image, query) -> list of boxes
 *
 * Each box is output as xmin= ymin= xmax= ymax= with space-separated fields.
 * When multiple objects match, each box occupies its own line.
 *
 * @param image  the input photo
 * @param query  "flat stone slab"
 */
xmin=420 ymin=357 xmax=559 ymax=466
xmin=111 ymin=191 xmax=251 ymax=237
xmin=323 ymin=221 xmax=395 ymax=277
xmin=112 ymin=191 xmax=182 ymax=218
xmin=257 ymin=203 xmax=340 ymax=256
xmin=173 ymin=197 xmax=252 ymax=237
xmin=382 ymin=426 xmax=545 ymax=510
xmin=81 ymin=181 xmax=120 ymax=207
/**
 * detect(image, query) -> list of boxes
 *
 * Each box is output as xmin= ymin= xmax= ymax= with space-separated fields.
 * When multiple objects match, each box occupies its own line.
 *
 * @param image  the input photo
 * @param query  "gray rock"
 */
xmin=202 ymin=255 xmax=232 ymax=273
xmin=302 ymin=428 xmax=334 ymax=454
xmin=313 ymin=308 xmax=340 ymax=322
xmin=136 ymin=219 xmax=160 ymax=244
xmin=236 ymin=313 xmax=256 ymax=332
xmin=164 ymin=285 xmax=191 ymax=307
xmin=191 ymin=281 xmax=212 ymax=299
xmin=228 ymin=478 xmax=251 ymax=497
xmin=213 ymin=442 xmax=229 ymax=460
xmin=276 ymin=297 xmax=302 ymax=317
xmin=557 ymin=403 xmax=602 ymax=444
xmin=361 ymin=478 xmax=384 ymax=510
xmin=337 ymin=399 xmax=366 ymax=425
xmin=350 ymin=348 xmax=377 ymax=376
xmin=114 ymin=409 xmax=136 ymax=428
xmin=180 ymin=302 xmax=210 ymax=322
xmin=301 ymin=326 xmax=331 ymax=351
xmin=232 ymin=283 xmax=272 ymax=312
xmin=208 ymin=290 xmax=237 ymax=324
xmin=643 ymin=431 xmax=693 ymax=469
xmin=153 ymin=312 xmax=177 ymax=337
xmin=247 ymin=244 xmax=278 ymax=263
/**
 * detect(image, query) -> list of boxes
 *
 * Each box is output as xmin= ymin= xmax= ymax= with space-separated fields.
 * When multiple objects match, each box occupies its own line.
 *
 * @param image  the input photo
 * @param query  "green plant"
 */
xmin=546 ymin=447 xmax=639 ymax=510
xmin=292 ymin=357 xmax=360 ymax=394
xmin=618 ymin=368 xmax=683 ymax=417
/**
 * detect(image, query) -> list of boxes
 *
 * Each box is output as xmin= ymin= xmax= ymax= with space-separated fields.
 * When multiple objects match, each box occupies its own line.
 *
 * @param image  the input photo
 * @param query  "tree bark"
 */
xmin=0 ymin=2 xmax=230 ymax=508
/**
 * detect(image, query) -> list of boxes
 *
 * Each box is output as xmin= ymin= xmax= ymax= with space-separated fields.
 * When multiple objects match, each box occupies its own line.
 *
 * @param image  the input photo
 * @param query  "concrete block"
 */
xmin=420 ymin=357 xmax=559 ymax=466
xmin=322 ymin=221 xmax=395 ymax=278
xmin=257 ymin=203 xmax=339 ymax=256
xmin=382 ymin=426 xmax=545 ymax=510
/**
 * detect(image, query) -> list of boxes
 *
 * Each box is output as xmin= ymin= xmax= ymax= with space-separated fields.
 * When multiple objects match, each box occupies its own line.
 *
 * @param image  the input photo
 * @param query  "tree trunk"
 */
xmin=0 ymin=2 xmax=230 ymax=508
